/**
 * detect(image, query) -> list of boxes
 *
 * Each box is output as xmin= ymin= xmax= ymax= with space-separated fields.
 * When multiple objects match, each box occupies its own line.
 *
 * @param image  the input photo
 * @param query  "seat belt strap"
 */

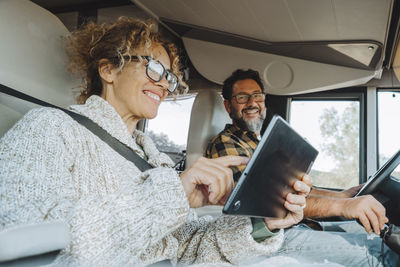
xmin=0 ymin=83 xmax=153 ymax=172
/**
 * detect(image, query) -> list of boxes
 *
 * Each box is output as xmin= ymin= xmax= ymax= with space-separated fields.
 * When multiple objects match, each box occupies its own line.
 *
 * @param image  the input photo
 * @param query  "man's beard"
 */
xmin=230 ymin=107 xmax=266 ymax=133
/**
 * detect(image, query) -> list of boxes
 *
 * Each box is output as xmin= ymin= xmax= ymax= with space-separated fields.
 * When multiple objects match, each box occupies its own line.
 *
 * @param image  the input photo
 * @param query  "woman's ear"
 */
xmin=98 ymin=60 xmax=115 ymax=84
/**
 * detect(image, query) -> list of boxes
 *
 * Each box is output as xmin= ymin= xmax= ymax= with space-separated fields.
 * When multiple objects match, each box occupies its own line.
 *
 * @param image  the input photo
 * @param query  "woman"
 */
xmin=0 ymin=18 xmax=308 ymax=266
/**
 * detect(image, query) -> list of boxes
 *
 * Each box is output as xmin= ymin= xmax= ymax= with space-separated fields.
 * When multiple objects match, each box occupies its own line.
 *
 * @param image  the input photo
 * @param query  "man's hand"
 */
xmin=304 ymin=182 xmax=388 ymax=234
xmin=336 ymin=183 xmax=365 ymax=198
xmin=339 ymin=195 xmax=388 ymax=235
xmin=308 ymin=183 xmax=364 ymax=198
xmin=179 ymin=156 xmax=249 ymax=208
xmin=264 ymin=178 xmax=310 ymax=231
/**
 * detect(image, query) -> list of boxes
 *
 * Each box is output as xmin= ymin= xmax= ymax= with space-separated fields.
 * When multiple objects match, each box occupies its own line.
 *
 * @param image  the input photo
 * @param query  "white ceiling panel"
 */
xmin=285 ymin=0 xmax=339 ymax=41
xmin=333 ymin=0 xmax=391 ymax=42
xmin=241 ymin=0 xmax=302 ymax=41
xmin=205 ymin=0 xmax=263 ymax=39
xmin=134 ymin=0 xmax=394 ymax=93
xmin=135 ymin=0 xmax=392 ymax=43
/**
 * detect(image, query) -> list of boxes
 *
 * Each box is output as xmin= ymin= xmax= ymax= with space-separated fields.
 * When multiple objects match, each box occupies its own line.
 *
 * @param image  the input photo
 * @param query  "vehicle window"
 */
xmin=392 ymin=165 xmax=400 ymax=180
xmin=289 ymin=100 xmax=360 ymax=189
xmin=378 ymin=91 xmax=400 ymax=179
xmin=146 ymin=95 xmax=196 ymax=163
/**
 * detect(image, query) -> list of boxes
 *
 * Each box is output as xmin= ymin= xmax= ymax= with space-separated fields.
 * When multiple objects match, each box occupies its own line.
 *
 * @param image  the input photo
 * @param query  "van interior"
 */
xmin=1 ymin=0 xmax=400 ymax=265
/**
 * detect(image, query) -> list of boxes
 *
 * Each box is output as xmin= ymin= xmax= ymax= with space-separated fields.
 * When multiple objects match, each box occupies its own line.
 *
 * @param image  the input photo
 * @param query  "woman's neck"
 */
xmin=120 ymin=115 xmax=139 ymax=135
xmin=100 ymin=90 xmax=140 ymax=135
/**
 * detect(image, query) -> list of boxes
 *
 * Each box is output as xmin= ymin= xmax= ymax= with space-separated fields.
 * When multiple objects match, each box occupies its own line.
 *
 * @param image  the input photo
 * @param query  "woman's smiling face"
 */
xmin=102 ymin=45 xmax=171 ymax=123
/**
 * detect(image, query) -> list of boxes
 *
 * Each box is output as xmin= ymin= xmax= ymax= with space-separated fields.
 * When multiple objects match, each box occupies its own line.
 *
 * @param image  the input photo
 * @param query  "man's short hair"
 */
xmin=222 ymin=69 xmax=265 ymax=100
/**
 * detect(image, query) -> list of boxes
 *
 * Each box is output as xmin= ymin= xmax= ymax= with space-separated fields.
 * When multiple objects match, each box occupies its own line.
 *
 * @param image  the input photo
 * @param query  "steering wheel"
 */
xmin=353 ymin=150 xmax=400 ymax=225
xmin=356 ymin=149 xmax=400 ymax=196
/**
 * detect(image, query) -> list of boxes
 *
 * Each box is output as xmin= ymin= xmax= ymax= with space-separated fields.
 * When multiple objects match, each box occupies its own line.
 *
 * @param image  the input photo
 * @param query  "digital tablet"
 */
xmin=223 ymin=115 xmax=318 ymax=218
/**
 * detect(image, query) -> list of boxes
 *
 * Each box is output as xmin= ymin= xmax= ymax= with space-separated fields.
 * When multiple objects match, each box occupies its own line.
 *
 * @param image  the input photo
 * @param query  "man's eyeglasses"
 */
xmin=231 ymin=92 xmax=265 ymax=104
xmin=117 ymin=55 xmax=179 ymax=93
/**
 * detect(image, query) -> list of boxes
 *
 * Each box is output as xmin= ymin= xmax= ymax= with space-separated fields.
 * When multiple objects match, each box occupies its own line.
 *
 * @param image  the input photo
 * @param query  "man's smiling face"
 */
xmin=225 ymin=78 xmax=266 ymax=134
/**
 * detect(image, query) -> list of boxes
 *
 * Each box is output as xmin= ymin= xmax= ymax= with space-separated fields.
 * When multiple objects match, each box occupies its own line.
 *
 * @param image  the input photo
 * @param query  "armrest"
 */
xmin=0 ymin=221 xmax=70 ymax=262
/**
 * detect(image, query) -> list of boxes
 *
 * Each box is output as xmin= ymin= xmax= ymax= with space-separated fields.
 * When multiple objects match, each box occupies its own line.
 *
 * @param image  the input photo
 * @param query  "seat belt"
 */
xmin=0 ymin=84 xmax=153 ymax=172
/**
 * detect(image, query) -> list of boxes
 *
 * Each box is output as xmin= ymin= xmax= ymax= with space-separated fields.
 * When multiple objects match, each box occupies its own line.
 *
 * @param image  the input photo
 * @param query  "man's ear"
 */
xmin=98 ymin=60 xmax=116 ymax=84
xmin=224 ymin=99 xmax=231 ymax=114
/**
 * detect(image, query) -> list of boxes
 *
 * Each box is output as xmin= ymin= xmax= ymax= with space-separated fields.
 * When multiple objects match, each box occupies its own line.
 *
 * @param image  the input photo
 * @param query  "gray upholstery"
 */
xmin=0 ymin=0 xmax=76 ymax=137
xmin=0 ymin=222 xmax=70 ymax=263
xmin=0 ymin=0 xmax=75 ymax=264
xmin=185 ymin=90 xmax=231 ymax=169
xmin=185 ymin=90 xmax=231 ymax=217
xmin=0 ymin=251 xmax=60 ymax=267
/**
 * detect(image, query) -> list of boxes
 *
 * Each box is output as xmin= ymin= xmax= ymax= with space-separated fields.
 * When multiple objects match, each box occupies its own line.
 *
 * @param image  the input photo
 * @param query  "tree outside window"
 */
xmin=290 ymin=100 xmax=359 ymax=189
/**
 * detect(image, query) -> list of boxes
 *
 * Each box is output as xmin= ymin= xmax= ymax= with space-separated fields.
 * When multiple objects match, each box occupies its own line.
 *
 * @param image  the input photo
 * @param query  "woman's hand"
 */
xmin=264 ymin=176 xmax=310 ymax=231
xmin=179 ymin=156 xmax=249 ymax=208
xmin=300 ymin=174 xmax=312 ymax=197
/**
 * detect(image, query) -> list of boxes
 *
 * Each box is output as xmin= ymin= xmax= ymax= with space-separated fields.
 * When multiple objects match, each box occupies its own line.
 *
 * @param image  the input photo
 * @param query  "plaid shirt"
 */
xmin=205 ymin=124 xmax=259 ymax=181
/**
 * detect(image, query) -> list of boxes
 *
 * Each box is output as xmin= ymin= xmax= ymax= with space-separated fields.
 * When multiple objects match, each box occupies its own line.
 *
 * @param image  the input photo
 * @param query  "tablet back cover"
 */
xmin=223 ymin=115 xmax=318 ymax=218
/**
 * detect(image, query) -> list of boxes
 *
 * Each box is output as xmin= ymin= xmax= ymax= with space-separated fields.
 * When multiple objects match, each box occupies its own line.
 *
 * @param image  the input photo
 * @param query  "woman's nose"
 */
xmin=155 ymin=74 xmax=169 ymax=90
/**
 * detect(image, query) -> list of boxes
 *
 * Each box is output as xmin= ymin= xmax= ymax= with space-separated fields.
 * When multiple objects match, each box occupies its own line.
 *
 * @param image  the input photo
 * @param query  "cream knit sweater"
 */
xmin=0 ymin=96 xmax=284 ymax=266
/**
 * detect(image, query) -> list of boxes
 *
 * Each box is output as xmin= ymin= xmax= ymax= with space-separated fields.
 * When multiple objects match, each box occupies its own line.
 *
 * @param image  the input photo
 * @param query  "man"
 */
xmin=205 ymin=69 xmax=398 ymax=266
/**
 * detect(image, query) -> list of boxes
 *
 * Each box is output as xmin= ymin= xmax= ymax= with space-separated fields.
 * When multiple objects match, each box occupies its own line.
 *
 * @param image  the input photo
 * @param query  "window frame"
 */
xmin=376 ymin=88 xmax=400 ymax=168
xmin=287 ymin=88 xmax=367 ymax=188
xmin=142 ymin=94 xmax=197 ymax=154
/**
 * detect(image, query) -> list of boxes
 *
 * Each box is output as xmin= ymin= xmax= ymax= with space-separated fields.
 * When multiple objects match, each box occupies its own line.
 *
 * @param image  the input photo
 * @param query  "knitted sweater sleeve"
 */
xmin=167 ymin=215 xmax=284 ymax=265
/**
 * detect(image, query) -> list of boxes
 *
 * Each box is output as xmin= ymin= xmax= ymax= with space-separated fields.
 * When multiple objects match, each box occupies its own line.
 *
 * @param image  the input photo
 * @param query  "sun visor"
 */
xmin=182 ymin=37 xmax=380 ymax=95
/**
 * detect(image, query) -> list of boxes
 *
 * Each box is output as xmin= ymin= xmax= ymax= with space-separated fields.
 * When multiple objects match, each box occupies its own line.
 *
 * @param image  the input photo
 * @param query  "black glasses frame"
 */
xmin=114 ymin=55 xmax=179 ymax=93
xmin=231 ymin=92 xmax=266 ymax=104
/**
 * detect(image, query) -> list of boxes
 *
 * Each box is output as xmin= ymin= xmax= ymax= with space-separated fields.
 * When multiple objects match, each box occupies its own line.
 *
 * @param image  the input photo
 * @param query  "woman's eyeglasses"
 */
xmin=116 ymin=55 xmax=179 ymax=93
xmin=231 ymin=92 xmax=265 ymax=104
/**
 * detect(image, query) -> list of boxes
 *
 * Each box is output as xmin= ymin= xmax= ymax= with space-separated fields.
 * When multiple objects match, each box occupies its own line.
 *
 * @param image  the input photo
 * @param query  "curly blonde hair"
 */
xmin=65 ymin=17 xmax=184 ymax=104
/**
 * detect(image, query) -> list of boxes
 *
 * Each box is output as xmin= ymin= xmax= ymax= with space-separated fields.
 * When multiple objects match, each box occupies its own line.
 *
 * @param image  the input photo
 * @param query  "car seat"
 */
xmin=185 ymin=89 xmax=231 ymax=169
xmin=0 ymin=0 xmax=76 ymax=265
xmin=185 ymin=89 xmax=231 ymax=217
xmin=0 ymin=0 xmax=76 ymax=137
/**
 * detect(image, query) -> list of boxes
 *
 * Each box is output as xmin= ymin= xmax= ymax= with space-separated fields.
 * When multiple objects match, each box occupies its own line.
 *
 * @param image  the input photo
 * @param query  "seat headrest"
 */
xmin=0 ymin=0 xmax=76 ymax=107
xmin=185 ymin=90 xmax=231 ymax=169
xmin=0 ymin=0 xmax=77 ymax=137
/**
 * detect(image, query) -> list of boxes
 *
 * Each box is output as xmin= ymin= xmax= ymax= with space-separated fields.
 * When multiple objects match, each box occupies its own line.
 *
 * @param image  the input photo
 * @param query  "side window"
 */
xmin=146 ymin=96 xmax=196 ymax=163
xmin=289 ymin=99 xmax=360 ymax=189
xmin=378 ymin=90 xmax=400 ymax=179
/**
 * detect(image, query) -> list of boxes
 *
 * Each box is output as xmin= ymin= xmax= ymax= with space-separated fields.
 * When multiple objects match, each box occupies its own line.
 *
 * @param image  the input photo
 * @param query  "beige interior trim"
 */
xmin=183 ymin=37 xmax=380 ymax=95
xmin=0 ymin=0 xmax=77 ymax=108
xmin=393 ymin=42 xmax=400 ymax=82
xmin=185 ymin=90 xmax=230 ymax=169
